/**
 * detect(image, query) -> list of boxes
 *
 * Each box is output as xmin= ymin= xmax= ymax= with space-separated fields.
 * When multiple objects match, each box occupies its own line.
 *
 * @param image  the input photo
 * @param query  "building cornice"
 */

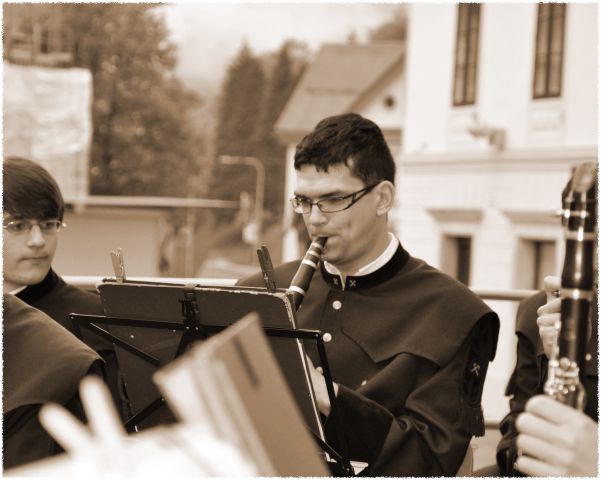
xmin=399 ymin=146 xmax=598 ymax=169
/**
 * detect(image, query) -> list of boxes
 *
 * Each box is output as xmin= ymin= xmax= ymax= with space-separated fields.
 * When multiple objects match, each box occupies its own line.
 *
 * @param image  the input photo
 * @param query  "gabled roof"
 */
xmin=275 ymin=42 xmax=404 ymax=140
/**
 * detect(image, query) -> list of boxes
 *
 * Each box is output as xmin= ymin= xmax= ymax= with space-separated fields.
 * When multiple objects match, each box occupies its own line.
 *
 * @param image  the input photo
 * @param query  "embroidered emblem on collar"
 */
xmin=320 ymin=244 xmax=410 ymax=291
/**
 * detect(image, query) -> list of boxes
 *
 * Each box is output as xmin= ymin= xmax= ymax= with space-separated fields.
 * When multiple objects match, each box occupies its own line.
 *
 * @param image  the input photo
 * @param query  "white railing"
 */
xmin=65 ymin=275 xmax=538 ymax=302
xmin=64 ymin=275 xmax=237 ymax=291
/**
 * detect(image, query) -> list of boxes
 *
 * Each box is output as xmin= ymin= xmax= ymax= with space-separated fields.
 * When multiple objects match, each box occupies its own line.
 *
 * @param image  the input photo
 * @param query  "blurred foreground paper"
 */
xmin=7 ymin=314 xmax=327 ymax=477
xmin=5 ymin=424 xmax=258 ymax=477
xmin=6 ymin=374 xmax=257 ymax=477
xmin=154 ymin=313 xmax=330 ymax=476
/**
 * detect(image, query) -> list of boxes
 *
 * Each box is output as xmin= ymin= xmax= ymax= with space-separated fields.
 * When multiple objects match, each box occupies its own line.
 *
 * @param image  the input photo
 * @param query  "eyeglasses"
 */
xmin=3 ymin=219 xmax=67 ymax=235
xmin=290 ymin=183 xmax=380 ymax=214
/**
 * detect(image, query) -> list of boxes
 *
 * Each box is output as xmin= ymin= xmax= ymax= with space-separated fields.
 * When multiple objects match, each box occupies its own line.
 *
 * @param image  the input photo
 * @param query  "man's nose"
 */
xmin=307 ymin=204 xmax=327 ymax=225
xmin=27 ymin=225 xmax=46 ymax=247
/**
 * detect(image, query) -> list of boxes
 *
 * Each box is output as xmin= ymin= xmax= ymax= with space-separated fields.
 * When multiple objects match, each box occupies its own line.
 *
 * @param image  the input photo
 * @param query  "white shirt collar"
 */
xmin=8 ymin=285 xmax=27 ymax=295
xmin=324 ymin=233 xmax=399 ymax=279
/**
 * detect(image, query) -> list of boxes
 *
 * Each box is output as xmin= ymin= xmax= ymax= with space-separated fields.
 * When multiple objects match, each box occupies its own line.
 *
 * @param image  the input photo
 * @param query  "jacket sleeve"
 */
xmin=324 ymin=315 xmax=497 ymax=476
xmin=3 ymin=359 xmax=105 ymax=470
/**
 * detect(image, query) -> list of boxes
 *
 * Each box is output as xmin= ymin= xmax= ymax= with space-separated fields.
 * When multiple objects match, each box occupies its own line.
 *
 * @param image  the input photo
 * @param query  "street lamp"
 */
xmin=218 ymin=155 xmax=265 ymax=252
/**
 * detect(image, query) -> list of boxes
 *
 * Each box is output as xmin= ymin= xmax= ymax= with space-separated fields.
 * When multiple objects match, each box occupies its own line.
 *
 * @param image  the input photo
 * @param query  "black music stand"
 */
xmin=70 ymin=280 xmax=353 ymax=475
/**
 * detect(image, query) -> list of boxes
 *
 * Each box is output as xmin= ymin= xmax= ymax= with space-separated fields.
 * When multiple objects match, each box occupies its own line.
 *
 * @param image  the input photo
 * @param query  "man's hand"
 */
xmin=537 ymin=275 xmax=561 ymax=358
xmin=515 ymin=395 xmax=598 ymax=477
xmin=305 ymin=355 xmax=338 ymax=416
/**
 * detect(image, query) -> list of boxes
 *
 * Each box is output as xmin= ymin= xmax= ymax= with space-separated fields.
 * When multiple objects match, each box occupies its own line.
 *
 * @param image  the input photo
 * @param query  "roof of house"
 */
xmin=275 ymin=42 xmax=404 ymax=139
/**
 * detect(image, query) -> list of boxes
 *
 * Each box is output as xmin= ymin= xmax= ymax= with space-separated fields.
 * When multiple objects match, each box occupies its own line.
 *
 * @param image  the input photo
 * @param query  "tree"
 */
xmin=210 ymin=40 xmax=307 ymax=235
xmin=369 ymin=7 xmax=408 ymax=42
xmin=255 ymin=41 xmax=305 ymax=221
xmin=211 ymin=44 xmax=266 ymax=228
xmin=63 ymin=4 xmax=207 ymax=197
xmin=215 ymin=44 xmax=266 ymax=159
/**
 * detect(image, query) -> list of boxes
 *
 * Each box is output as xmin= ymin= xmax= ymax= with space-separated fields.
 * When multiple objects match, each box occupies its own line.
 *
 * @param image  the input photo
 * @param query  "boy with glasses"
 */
xmin=3 ymin=156 xmax=128 ymax=421
xmin=238 ymin=113 xmax=500 ymax=476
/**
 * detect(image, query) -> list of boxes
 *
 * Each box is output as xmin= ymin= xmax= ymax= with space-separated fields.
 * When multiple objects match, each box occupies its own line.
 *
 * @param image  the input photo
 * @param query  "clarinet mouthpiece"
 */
xmin=288 ymin=237 xmax=328 ymax=310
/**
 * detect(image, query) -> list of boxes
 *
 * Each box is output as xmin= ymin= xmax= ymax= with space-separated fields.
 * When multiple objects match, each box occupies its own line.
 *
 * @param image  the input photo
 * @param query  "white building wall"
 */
xmin=55 ymin=208 xmax=165 ymax=277
xmin=282 ymin=144 xmax=302 ymax=262
xmin=399 ymin=3 xmax=598 ymax=423
xmin=355 ymin=67 xmax=405 ymax=133
xmin=404 ymin=3 xmax=598 ymax=155
xmin=563 ymin=4 xmax=598 ymax=146
xmin=403 ymin=4 xmax=456 ymax=154
xmin=477 ymin=4 xmax=534 ymax=149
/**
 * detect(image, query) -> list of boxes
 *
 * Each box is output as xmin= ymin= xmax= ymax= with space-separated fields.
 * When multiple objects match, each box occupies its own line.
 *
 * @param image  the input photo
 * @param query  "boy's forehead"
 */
xmin=3 ymin=211 xmax=52 ymax=221
xmin=294 ymin=164 xmax=363 ymax=195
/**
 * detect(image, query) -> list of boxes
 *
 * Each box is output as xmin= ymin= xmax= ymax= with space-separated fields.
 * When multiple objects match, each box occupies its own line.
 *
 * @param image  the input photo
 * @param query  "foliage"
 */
xmin=369 ymin=7 xmax=408 ymax=42
xmin=211 ymin=44 xmax=266 ymax=226
xmin=215 ymin=44 xmax=266 ymax=159
xmin=212 ymin=41 xmax=306 ymax=228
xmin=255 ymin=42 xmax=305 ymax=219
xmin=63 ymin=4 xmax=207 ymax=196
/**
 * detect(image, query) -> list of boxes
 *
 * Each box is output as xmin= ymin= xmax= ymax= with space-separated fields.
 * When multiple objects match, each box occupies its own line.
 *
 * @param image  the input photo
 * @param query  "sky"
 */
xmin=157 ymin=2 xmax=402 ymax=94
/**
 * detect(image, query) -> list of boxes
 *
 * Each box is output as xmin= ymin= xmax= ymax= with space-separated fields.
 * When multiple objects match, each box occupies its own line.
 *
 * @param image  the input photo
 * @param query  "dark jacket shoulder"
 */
xmin=3 ymin=294 xmax=102 ymax=413
xmin=18 ymin=270 xmax=104 ymax=331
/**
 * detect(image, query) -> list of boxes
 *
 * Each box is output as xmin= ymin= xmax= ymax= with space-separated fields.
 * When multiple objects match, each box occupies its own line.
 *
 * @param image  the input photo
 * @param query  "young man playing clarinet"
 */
xmin=238 ymin=113 xmax=500 ymax=476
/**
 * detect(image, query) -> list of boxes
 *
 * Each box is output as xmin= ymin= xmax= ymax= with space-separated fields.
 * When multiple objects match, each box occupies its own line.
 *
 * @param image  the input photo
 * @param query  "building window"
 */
xmin=516 ymin=239 xmax=556 ymax=290
xmin=533 ymin=3 xmax=566 ymax=99
xmin=441 ymin=235 xmax=472 ymax=286
xmin=452 ymin=3 xmax=481 ymax=106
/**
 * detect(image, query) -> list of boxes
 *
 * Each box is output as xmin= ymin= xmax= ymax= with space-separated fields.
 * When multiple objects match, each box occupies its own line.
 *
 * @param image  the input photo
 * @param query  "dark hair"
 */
xmin=294 ymin=113 xmax=396 ymax=185
xmin=3 ymin=157 xmax=65 ymax=220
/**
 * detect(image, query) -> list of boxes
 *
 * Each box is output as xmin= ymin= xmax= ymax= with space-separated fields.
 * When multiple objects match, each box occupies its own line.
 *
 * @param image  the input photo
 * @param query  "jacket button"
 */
xmin=323 ymin=332 xmax=333 ymax=342
xmin=316 ymin=366 xmax=323 ymax=374
xmin=332 ymin=300 xmax=342 ymax=310
xmin=360 ymin=379 xmax=367 ymax=386
xmin=585 ymin=353 xmax=592 ymax=362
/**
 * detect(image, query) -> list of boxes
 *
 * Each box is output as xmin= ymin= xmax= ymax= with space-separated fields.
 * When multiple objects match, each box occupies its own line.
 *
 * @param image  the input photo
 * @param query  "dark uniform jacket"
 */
xmin=496 ymin=291 xmax=598 ymax=476
xmin=239 ymin=244 xmax=500 ymax=476
xmin=16 ymin=269 xmax=129 ymax=421
xmin=3 ymin=294 xmax=103 ymax=469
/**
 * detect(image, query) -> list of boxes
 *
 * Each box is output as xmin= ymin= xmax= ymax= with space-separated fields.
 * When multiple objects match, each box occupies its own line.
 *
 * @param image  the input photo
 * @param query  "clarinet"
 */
xmin=287 ymin=237 xmax=327 ymax=310
xmin=544 ymin=162 xmax=598 ymax=409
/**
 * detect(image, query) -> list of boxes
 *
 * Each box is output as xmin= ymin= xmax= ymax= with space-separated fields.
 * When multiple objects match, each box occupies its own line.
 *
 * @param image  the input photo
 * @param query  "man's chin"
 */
xmin=15 ymin=267 xmax=50 ymax=287
xmin=321 ymin=250 xmax=340 ymax=265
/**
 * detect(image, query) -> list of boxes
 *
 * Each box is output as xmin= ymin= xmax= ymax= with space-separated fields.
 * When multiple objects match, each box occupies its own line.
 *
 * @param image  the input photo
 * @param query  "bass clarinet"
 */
xmin=544 ymin=162 xmax=598 ymax=409
xmin=288 ymin=237 xmax=327 ymax=310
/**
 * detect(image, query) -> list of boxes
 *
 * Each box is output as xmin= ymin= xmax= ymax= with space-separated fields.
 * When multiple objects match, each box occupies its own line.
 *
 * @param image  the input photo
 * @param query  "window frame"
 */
xmin=452 ymin=3 xmax=482 ymax=107
xmin=532 ymin=3 xmax=567 ymax=99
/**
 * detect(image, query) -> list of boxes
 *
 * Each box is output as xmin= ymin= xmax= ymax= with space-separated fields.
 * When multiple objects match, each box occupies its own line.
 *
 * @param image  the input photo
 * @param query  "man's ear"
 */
xmin=375 ymin=181 xmax=395 ymax=216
